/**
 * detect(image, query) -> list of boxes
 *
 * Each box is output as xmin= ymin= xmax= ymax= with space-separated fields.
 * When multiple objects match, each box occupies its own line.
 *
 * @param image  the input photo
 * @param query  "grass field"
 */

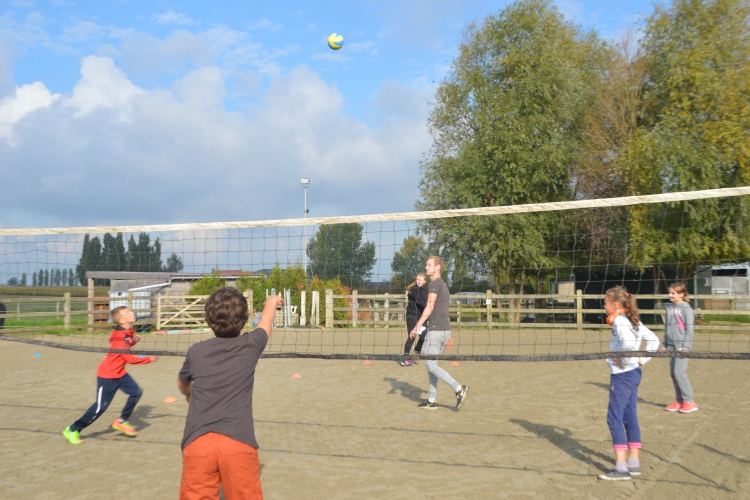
xmin=0 ymin=340 xmax=748 ymax=499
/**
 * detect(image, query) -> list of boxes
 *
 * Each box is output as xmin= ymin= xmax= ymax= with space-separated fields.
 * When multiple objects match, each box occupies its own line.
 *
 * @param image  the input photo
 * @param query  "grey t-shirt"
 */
xmin=428 ymin=277 xmax=451 ymax=331
xmin=179 ymin=328 xmax=268 ymax=450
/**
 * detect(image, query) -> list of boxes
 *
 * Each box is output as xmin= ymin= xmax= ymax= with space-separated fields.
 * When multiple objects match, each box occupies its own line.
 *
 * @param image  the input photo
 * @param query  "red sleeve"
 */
xmin=122 ymin=354 xmax=152 ymax=365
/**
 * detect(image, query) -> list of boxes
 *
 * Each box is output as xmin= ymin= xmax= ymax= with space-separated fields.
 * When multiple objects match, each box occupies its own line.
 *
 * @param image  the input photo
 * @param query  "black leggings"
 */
xmin=404 ymin=314 xmax=426 ymax=357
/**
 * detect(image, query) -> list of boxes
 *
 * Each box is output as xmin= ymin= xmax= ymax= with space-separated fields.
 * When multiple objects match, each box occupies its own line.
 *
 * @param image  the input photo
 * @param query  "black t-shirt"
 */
xmin=179 ymin=328 xmax=268 ymax=450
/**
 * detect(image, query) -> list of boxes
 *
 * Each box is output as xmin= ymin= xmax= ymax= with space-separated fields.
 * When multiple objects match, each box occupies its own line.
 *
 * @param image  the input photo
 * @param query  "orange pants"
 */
xmin=180 ymin=432 xmax=263 ymax=500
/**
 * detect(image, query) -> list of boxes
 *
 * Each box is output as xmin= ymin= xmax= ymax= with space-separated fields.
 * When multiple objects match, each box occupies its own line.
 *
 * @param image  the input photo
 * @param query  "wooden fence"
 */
xmin=2 ymin=291 xmax=750 ymax=333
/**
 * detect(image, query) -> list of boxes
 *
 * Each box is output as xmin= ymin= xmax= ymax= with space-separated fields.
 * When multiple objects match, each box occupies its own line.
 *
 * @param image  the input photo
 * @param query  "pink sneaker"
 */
xmin=679 ymin=402 xmax=699 ymax=413
xmin=664 ymin=401 xmax=682 ymax=412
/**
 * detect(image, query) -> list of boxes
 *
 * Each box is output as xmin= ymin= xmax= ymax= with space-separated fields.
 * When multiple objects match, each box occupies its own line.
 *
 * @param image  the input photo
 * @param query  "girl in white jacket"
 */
xmin=599 ymin=286 xmax=660 ymax=481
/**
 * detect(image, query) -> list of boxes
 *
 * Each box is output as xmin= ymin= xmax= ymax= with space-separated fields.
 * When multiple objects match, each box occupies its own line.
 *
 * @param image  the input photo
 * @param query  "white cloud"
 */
xmin=1 ymin=59 xmax=432 ymax=228
xmin=0 ymin=81 xmax=60 ymax=142
xmin=245 ymin=18 xmax=283 ymax=31
xmin=66 ymin=56 xmax=144 ymax=116
xmin=152 ymin=11 xmax=196 ymax=26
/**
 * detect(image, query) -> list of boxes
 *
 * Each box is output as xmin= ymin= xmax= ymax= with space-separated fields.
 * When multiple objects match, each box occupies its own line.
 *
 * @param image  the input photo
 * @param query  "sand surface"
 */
xmin=1 ymin=340 xmax=749 ymax=499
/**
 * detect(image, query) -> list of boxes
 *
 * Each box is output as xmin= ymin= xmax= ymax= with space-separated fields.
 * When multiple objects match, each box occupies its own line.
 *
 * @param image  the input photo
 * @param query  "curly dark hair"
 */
xmin=204 ymin=286 xmax=249 ymax=337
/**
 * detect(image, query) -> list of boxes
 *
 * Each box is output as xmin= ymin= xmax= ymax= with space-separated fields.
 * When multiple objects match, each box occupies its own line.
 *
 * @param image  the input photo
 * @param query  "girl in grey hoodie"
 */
xmin=661 ymin=283 xmax=698 ymax=413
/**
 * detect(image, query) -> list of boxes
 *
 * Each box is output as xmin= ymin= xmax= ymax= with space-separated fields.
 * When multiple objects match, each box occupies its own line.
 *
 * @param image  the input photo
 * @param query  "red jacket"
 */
xmin=96 ymin=327 xmax=152 ymax=379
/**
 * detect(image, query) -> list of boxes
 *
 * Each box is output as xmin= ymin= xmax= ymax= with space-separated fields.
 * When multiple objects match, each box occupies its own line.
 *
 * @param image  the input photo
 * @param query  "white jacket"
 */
xmin=607 ymin=315 xmax=661 ymax=375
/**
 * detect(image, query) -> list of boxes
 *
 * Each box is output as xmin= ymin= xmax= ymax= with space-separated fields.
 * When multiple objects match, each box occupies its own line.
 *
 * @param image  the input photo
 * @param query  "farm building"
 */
xmin=85 ymin=270 xmax=265 ymax=296
xmin=694 ymin=263 xmax=750 ymax=310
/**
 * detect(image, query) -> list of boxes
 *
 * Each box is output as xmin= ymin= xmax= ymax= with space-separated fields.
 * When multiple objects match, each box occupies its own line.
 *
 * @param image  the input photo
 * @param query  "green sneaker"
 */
xmin=62 ymin=426 xmax=84 ymax=445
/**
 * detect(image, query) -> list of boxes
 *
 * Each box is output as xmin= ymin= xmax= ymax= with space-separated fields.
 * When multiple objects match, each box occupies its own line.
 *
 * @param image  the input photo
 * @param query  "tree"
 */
xmin=7 ymin=277 xmax=19 ymax=286
xmin=391 ymin=236 xmax=430 ymax=289
xmin=126 ymin=233 xmax=163 ymax=272
xmin=188 ymin=270 xmax=226 ymax=295
xmin=101 ymin=233 xmax=126 ymax=273
xmin=163 ymin=253 xmax=184 ymax=273
xmin=417 ymin=0 xmax=608 ymax=292
xmin=68 ymin=268 xmax=76 ymax=286
xmin=620 ymin=0 xmax=750 ymax=285
xmin=306 ymin=223 xmax=377 ymax=287
xmin=62 ymin=269 xmax=67 ymax=286
xmin=32 ymin=271 xmax=37 ymax=287
xmin=44 ymin=269 xmax=49 ymax=286
xmin=76 ymin=235 xmax=102 ymax=285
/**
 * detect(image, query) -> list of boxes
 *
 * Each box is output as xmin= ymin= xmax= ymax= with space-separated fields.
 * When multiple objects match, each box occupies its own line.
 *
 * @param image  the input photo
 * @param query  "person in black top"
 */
xmin=401 ymin=273 xmax=427 ymax=366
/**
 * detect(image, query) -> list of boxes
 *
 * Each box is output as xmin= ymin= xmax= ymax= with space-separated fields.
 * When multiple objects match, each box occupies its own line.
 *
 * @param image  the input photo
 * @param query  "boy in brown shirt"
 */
xmin=177 ymin=287 xmax=282 ymax=500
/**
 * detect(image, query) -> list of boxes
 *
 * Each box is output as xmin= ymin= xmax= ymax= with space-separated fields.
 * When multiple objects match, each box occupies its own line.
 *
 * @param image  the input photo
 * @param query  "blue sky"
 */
xmin=0 ymin=0 xmax=657 ymax=230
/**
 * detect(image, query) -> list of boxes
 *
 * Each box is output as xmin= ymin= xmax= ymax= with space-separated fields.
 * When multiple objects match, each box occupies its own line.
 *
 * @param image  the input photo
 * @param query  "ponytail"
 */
xmin=605 ymin=286 xmax=640 ymax=327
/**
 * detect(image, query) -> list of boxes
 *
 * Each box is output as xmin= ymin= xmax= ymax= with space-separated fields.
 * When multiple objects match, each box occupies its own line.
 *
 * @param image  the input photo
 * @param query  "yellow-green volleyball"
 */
xmin=327 ymin=33 xmax=344 ymax=50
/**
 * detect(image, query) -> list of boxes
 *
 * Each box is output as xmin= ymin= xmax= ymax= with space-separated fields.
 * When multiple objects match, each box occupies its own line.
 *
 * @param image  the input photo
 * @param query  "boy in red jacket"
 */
xmin=62 ymin=306 xmax=159 ymax=445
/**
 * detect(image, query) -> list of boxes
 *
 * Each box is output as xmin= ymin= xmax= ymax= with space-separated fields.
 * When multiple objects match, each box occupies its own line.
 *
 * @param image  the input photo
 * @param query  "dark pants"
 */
xmin=70 ymin=374 xmax=143 ymax=432
xmin=606 ymin=368 xmax=642 ymax=451
xmin=403 ymin=314 xmax=426 ymax=358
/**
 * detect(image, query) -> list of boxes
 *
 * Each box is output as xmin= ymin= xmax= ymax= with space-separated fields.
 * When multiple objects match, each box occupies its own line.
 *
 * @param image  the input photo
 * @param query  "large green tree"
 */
xmin=306 ymin=223 xmax=377 ymax=287
xmin=391 ymin=236 xmax=430 ymax=289
xmin=417 ymin=0 xmax=608 ymax=291
xmin=621 ymin=0 xmax=750 ymax=285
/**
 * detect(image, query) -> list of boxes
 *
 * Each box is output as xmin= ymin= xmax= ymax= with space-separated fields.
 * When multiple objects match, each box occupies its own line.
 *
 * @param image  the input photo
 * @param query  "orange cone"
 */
xmin=162 ymin=396 xmax=178 ymax=403
xmin=363 ymin=360 xmax=372 ymax=365
xmin=450 ymin=361 xmax=460 ymax=366
xmin=291 ymin=373 xmax=302 ymax=378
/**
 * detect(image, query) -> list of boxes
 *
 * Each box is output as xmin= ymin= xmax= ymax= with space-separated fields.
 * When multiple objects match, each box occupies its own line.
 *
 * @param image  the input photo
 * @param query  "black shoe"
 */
xmin=400 ymin=359 xmax=412 ymax=366
xmin=418 ymin=400 xmax=439 ymax=410
xmin=456 ymin=385 xmax=469 ymax=410
xmin=598 ymin=469 xmax=631 ymax=481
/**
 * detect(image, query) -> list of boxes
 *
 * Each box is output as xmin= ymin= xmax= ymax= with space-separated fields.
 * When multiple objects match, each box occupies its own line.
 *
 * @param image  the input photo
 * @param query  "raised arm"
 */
xmin=257 ymin=294 xmax=284 ymax=338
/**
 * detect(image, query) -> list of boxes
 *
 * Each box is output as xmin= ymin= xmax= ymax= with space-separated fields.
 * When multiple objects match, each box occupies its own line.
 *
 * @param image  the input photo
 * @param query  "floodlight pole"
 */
xmin=301 ymin=178 xmax=310 ymax=277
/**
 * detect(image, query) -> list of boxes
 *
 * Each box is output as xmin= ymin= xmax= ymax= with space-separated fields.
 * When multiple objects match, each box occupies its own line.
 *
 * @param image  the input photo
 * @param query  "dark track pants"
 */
xmin=606 ymin=367 xmax=642 ymax=451
xmin=403 ymin=313 xmax=426 ymax=358
xmin=70 ymin=374 xmax=143 ymax=432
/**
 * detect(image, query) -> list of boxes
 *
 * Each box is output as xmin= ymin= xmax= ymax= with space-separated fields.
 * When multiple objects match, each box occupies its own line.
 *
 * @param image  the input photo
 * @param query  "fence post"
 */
xmin=64 ymin=292 xmax=71 ymax=329
xmin=156 ymin=295 xmax=162 ymax=330
xmin=351 ymin=290 xmax=358 ymax=327
xmin=300 ymin=291 xmax=306 ymax=326
xmin=576 ymin=289 xmax=583 ymax=331
xmin=312 ymin=290 xmax=320 ymax=326
xmin=384 ymin=293 xmax=390 ymax=329
xmin=325 ymin=289 xmax=333 ymax=328
xmin=486 ymin=289 xmax=493 ymax=329
xmin=16 ymin=302 xmax=20 ymax=321
xmin=87 ymin=278 xmax=94 ymax=332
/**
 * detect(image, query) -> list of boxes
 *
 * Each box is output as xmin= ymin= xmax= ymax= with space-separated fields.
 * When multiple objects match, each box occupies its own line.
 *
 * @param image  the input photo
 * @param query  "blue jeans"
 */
xmin=606 ymin=368 xmax=642 ymax=450
xmin=70 ymin=374 xmax=143 ymax=432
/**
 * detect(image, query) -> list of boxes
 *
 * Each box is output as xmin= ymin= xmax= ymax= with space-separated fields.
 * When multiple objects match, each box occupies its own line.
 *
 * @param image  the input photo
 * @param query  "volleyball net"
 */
xmin=1 ymin=186 xmax=750 ymax=361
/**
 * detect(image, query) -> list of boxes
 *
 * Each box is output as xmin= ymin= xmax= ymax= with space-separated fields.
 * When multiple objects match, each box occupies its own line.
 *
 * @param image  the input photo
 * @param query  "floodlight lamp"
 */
xmin=300 ymin=178 xmax=310 ymax=187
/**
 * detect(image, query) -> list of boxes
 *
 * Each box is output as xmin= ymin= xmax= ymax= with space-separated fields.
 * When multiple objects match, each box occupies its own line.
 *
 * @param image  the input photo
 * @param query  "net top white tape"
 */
xmin=2 ymin=186 xmax=749 ymax=236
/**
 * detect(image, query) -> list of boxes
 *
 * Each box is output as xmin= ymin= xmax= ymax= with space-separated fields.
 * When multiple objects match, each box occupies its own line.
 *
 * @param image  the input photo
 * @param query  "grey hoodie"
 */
xmin=664 ymin=301 xmax=694 ymax=351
